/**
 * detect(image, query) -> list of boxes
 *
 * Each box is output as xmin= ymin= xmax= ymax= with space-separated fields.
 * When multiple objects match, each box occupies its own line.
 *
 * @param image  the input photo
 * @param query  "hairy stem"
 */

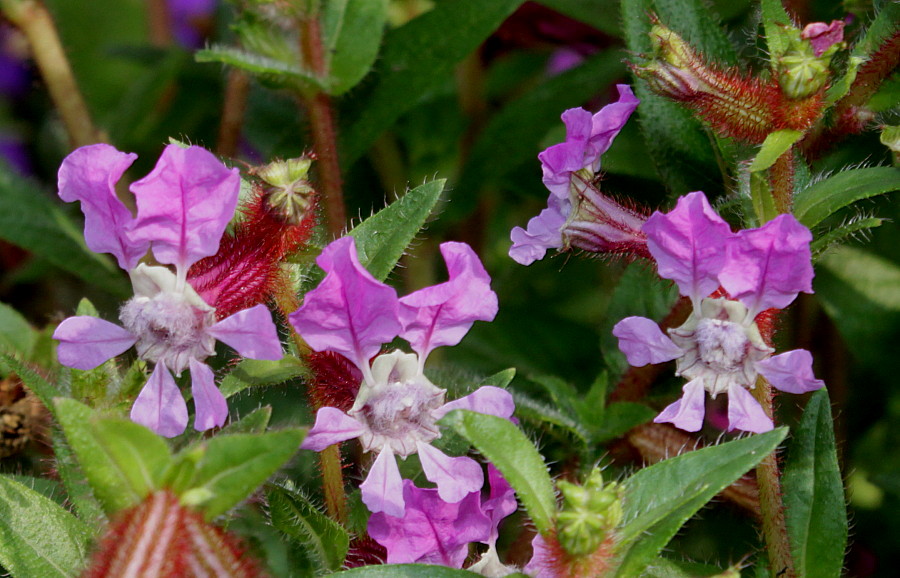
xmin=298 ymin=14 xmax=346 ymax=237
xmin=217 ymin=69 xmax=251 ymax=158
xmin=769 ymin=148 xmax=795 ymax=213
xmin=147 ymin=0 xmax=173 ymax=46
xmin=2 ymin=0 xmax=103 ymax=148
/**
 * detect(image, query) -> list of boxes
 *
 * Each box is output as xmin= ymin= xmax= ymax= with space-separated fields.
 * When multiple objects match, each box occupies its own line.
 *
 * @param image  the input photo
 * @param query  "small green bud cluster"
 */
xmin=774 ymin=24 xmax=844 ymax=100
xmin=254 ymin=155 xmax=316 ymax=223
xmin=556 ymin=468 xmax=623 ymax=557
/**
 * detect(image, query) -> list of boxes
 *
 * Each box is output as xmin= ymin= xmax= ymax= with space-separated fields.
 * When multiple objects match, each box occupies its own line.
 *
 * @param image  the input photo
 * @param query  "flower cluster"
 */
xmin=290 ymin=236 xmax=514 ymax=517
xmin=613 ymin=192 xmax=824 ymax=433
xmin=509 ymin=85 xmax=648 ymax=265
xmin=53 ymin=144 xmax=283 ymax=437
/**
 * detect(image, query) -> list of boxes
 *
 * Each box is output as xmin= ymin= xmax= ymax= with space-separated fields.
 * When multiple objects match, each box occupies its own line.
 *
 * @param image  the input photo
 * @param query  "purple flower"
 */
xmin=510 ymin=85 xmax=646 ymax=265
xmin=612 ymin=192 xmax=824 ymax=433
xmin=290 ymin=237 xmax=514 ymax=517
xmin=52 ymin=144 xmax=283 ymax=437
xmin=368 ymin=465 xmax=517 ymax=571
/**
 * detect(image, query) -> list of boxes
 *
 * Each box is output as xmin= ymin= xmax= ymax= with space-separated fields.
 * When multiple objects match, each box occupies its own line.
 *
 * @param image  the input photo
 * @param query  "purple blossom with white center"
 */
xmin=368 ymin=465 xmax=517 ymax=573
xmin=612 ymin=192 xmax=825 ymax=434
xmin=52 ymin=144 xmax=283 ymax=437
xmin=289 ymin=236 xmax=514 ymax=517
xmin=510 ymin=85 xmax=646 ymax=266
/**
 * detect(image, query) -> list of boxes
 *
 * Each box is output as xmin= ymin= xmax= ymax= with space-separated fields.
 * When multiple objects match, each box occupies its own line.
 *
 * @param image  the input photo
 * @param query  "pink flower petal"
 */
xmin=756 ymin=349 xmax=825 ymax=394
xmin=131 ymin=364 xmax=188 ymax=437
xmin=726 ymin=384 xmax=773 ymax=433
xmin=539 ymin=108 xmax=593 ymax=198
xmin=643 ymin=191 xmax=733 ymax=306
xmin=207 ymin=304 xmax=283 ymax=360
xmin=53 ymin=316 xmax=137 ymax=370
xmin=368 ymin=479 xmax=490 ymax=567
xmin=587 ymin=84 xmax=640 ymax=172
xmin=399 ymin=242 xmax=498 ymax=362
xmin=654 ymin=378 xmax=706 ymax=432
xmin=130 ymin=145 xmax=240 ymax=274
xmin=300 ymin=407 xmax=366 ymax=451
xmin=433 ymin=386 xmax=515 ymax=421
xmin=509 ymin=194 xmax=568 ymax=265
xmin=483 ymin=464 xmax=517 ymax=544
xmin=612 ymin=316 xmax=683 ymax=366
xmin=360 ymin=447 xmax=406 ymax=517
xmin=802 ymin=20 xmax=844 ymax=57
xmin=719 ymin=214 xmax=813 ymax=319
xmin=417 ymin=441 xmax=484 ymax=504
xmin=190 ymin=359 xmax=228 ymax=431
xmin=524 ymin=534 xmax=555 ymax=578
xmin=57 ymin=144 xmax=147 ymax=270
xmin=288 ymin=236 xmax=401 ymax=374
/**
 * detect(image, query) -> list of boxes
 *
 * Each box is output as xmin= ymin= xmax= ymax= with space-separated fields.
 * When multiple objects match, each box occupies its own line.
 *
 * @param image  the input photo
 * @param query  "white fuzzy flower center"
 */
xmin=694 ymin=318 xmax=749 ymax=372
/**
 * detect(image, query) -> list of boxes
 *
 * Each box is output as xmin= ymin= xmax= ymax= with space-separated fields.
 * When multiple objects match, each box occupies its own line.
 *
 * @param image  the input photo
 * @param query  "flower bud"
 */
xmin=555 ymin=468 xmax=624 ymax=557
xmin=774 ymin=21 xmax=845 ymax=99
xmin=253 ymin=155 xmax=316 ymax=224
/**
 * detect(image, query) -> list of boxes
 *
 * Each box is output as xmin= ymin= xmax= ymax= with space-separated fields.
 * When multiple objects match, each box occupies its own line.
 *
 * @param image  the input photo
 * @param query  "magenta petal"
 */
xmin=483 ymin=464 xmax=517 ymax=544
xmin=130 ymin=145 xmax=240 ymax=274
xmin=360 ymin=447 xmax=406 ymax=517
xmin=524 ymin=534 xmax=555 ymax=578
xmin=726 ymin=384 xmax=773 ymax=433
xmin=586 ymin=84 xmax=640 ymax=172
xmin=288 ymin=236 xmax=402 ymax=373
xmin=190 ymin=359 xmax=227 ymax=431
xmin=300 ymin=407 xmax=365 ymax=451
xmin=417 ymin=442 xmax=484 ymax=503
xmin=719 ymin=214 xmax=813 ymax=319
xmin=802 ymin=20 xmax=844 ymax=57
xmin=539 ymin=108 xmax=593 ymax=198
xmin=643 ymin=191 xmax=733 ymax=305
xmin=53 ymin=316 xmax=137 ymax=370
xmin=131 ymin=364 xmax=188 ymax=437
xmin=756 ymin=349 xmax=824 ymax=394
xmin=399 ymin=242 xmax=498 ymax=361
xmin=207 ymin=304 xmax=283 ymax=360
xmin=654 ymin=379 xmax=706 ymax=432
xmin=368 ymin=480 xmax=490 ymax=567
xmin=433 ymin=386 xmax=515 ymax=421
xmin=509 ymin=194 xmax=568 ymax=265
xmin=612 ymin=316 xmax=683 ymax=366
xmin=57 ymin=144 xmax=147 ymax=270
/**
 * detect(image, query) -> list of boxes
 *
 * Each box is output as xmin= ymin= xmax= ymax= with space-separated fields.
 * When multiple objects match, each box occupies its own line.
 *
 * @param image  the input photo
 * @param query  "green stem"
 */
xmin=298 ymin=13 xmax=346 ymax=237
xmin=1 ymin=0 xmax=103 ymax=148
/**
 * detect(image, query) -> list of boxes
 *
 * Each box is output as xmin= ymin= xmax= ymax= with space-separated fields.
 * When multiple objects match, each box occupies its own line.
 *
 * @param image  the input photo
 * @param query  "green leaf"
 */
xmin=454 ymin=50 xmax=625 ymax=217
xmin=51 ymin=429 xmax=107 ymax=525
xmin=179 ymin=429 xmax=305 ymax=519
xmin=334 ymin=564 xmax=481 ymax=576
xmin=750 ymin=170 xmax=779 ymax=226
xmin=793 ymin=167 xmax=900 ymax=228
xmin=653 ymin=0 xmax=737 ymax=65
xmin=267 ymin=482 xmax=350 ymax=572
xmin=219 ymin=406 xmax=273 ymax=435
xmin=196 ymin=45 xmax=324 ymax=89
xmin=536 ymin=0 xmax=622 ymax=37
xmin=586 ymin=402 xmax=656 ymax=445
xmin=441 ymin=409 xmax=557 ymax=535
xmin=54 ymin=399 xmax=150 ymax=513
xmin=339 ymin=0 xmax=525 ymax=165
xmin=479 ymin=368 xmax=516 ymax=388
xmin=810 ymin=217 xmax=884 ymax=255
xmin=0 ymin=168 xmax=129 ymax=296
xmin=0 ymin=302 xmax=36 ymax=358
xmin=324 ymin=0 xmax=388 ymax=95
xmin=783 ymin=389 xmax=847 ymax=578
xmin=90 ymin=418 xmax=173 ymax=500
xmin=616 ymin=428 xmax=788 ymax=577
xmin=760 ymin=0 xmax=793 ymax=59
xmin=219 ymin=357 xmax=308 ymax=398
xmin=349 ymin=179 xmax=445 ymax=282
xmin=0 ymin=475 xmax=91 ymax=578
xmin=0 ymin=353 xmax=62 ymax=412
xmin=749 ymin=130 xmax=803 ymax=172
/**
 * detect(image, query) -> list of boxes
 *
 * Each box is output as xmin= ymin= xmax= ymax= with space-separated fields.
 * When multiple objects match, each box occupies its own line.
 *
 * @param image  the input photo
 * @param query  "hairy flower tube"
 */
xmin=612 ymin=192 xmax=824 ymax=433
xmin=367 ymin=465 xmax=517 ymax=572
xmin=53 ymin=144 xmax=283 ymax=437
xmin=509 ymin=85 xmax=647 ymax=265
xmin=290 ymin=236 xmax=514 ymax=517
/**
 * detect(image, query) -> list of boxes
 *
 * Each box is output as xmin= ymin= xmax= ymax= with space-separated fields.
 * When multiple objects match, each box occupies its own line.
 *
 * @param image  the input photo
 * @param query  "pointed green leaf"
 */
xmin=90 ymin=418 xmax=173 ymax=499
xmin=749 ymin=130 xmax=803 ymax=172
xmin=51 ymin=429 xmax=107 ymax=525
xmin=783 ymin=389 xmax=847 ymax=577
xmin=441 ymin=409 xmax=557 ymax=535
xmin=750 ymin=170 xmax=780 ymax=226
xmin=324 ymin=0 xmax=387 ymax=95
xmin=181 ymin=429 xmax=305 ymax=519
xmin=54 ymin=399 xmax=154 ymax=513
xmin=349 ymin=179 xmax=444 ymax=281
xmin=793 ymin=167 xmax=900 ymax=228
xmin=267 ymin=482 xmax=350 ymax=572
xmin=196 ymin=45 xmax=324 ymax=89
xmin=760 ymin=0 xmax=793 ymax=59
xmin=219 ymin=356 xmax=308 ymax=398
xmin=220 ymin=406 xmax=273 ymax=435
xmin=480 ymin=368 xmax=516 ymax=388
xmin=811 ymin=217 xmax=884 ymax=255
xmin=616 ymin=428 xmax=788 ymax=577
xmin=0 ymin=475 xmax=91 ymax=578
xmin=339 ymin=0 xmax=525 ymax=164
